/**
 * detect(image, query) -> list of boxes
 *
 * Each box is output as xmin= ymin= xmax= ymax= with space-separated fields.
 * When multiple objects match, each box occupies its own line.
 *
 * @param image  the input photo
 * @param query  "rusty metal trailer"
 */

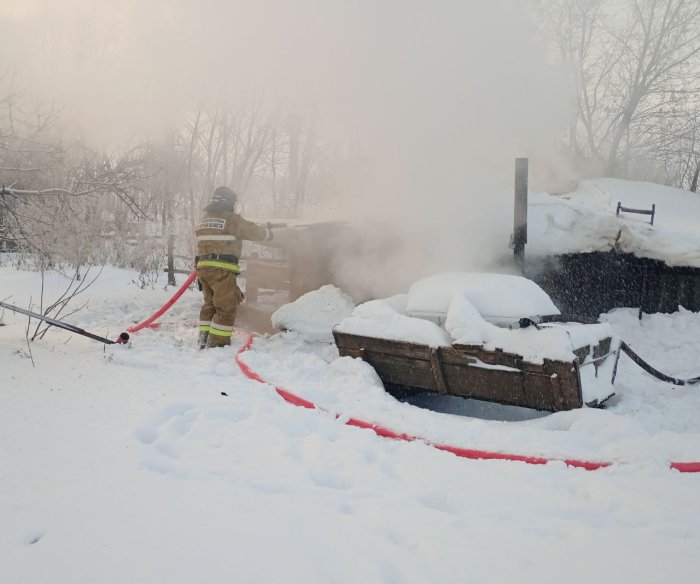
xmin=333 ymin=330 xmax=618 ymax=412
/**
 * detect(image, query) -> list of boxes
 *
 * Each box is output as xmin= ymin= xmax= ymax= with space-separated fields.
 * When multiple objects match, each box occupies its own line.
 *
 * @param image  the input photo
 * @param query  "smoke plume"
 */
xmin=0 ymin=0 xmax=571 ymax=297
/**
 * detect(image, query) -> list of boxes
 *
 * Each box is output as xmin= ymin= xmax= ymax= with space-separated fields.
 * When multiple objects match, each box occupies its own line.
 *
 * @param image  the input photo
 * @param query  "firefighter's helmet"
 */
xmin=211 ymin=186 xmax=237 ymax=208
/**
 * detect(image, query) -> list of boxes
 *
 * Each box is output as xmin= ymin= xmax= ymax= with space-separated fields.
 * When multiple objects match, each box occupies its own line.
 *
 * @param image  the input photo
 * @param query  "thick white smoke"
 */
xmin=0 ymin=0 xmax=571 ymax=297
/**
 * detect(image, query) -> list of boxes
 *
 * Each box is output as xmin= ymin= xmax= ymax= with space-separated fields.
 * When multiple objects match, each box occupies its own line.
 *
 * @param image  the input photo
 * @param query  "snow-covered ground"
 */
xmin=2 ymin=265 xmax=700 ymax=583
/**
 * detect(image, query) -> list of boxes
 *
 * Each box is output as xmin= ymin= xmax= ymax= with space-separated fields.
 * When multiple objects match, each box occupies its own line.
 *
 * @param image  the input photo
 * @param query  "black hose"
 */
xmin=620 ymin=341 xmax=700 ymax=386
xmin=528 ymin=314 xmax=700 ymax=386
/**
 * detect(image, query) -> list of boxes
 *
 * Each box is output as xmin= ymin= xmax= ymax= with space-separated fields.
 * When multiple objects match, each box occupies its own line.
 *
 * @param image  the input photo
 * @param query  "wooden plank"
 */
xmin=442 ymin=363 xmax=527 ymax=405
xmin=440 ymin=346 xmax=478 ymax=366
xmin=333 ymin=331 xmax=434 ymax=361
xmin=430 ymin=347 xmax=449 ymax=394
xmin=363 ymin=352 xmax=436 ymax=390
xmin=334 ymin=330 xmax=590 ymax=412
xmin=537 ymin=359 xmax=582 ymax=410
xmin=335 ymin=336 xmax=436 ymax=390
xmin=452 ymin=344 xmax=524 ymax=369
xmin=520 ymin=371 xmax=555 ymax=411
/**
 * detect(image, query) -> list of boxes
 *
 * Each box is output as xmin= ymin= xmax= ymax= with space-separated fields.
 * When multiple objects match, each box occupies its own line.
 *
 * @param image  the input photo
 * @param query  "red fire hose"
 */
xmin=125 ymin=275 xmax=700 ymax=473
xmin=235 ymin=333 xmax=700 ymax=473
xmin=127 ymin=270 xmax=197 ymax=333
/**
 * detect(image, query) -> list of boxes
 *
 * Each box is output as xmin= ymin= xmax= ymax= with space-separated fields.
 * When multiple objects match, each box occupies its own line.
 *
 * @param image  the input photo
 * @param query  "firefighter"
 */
xmin=195 ymin=186 xmax=272 ymax=349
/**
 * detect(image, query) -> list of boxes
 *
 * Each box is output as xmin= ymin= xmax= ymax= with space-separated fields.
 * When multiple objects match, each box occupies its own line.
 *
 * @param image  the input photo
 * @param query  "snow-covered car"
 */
xmin=333 ymin=272 xmax=620 ymax=412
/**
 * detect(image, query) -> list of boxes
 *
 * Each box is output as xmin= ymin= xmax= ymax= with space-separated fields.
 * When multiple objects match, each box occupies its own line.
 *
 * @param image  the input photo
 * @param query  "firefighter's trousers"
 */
xmin=197 ymin=266 xmax=244 ymax=347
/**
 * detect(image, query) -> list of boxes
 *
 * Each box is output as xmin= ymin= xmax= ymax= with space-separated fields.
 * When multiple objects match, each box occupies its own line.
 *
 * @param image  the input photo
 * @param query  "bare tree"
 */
xmin=2 ymin=61 xmax=330 ymax=278
xmin=655 ymin=104 xmax=700 ymax=190
xmin=0 ymin=77 xmax=153 ymax=273
xmin=178 ymin=98 xmax=322 ymax=219
xmin=536 ymin=0 xmax=700 ymax=179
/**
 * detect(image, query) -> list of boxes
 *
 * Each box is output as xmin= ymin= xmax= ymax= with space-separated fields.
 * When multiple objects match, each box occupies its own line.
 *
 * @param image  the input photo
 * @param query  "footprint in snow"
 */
xmin=309 ymin=466 xmax=352 ymax=490
xmin=134 ymin=426 xmax=158 ymax=444
xmin=416 ymin=491 xmax=460 ymax=514
xmin=25 ymin=532 xmax=44 ymax=545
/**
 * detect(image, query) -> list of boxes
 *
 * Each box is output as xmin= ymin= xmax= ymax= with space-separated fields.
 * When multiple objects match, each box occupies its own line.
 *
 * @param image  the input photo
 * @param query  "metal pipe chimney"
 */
xmin=513 ymin=157 xmax=528 ymax=274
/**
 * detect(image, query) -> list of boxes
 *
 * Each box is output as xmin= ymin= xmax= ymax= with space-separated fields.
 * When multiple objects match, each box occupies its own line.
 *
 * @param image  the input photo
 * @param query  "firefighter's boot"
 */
xmin=206 ymin=332 xmax=231 ymax=349
xmin=197 ymin=330 xmax=209 ymax=350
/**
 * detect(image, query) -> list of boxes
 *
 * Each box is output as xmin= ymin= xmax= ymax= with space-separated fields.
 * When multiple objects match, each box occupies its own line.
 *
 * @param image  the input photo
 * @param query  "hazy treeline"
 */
xmin=536 ymin=0 xmax=700 ymax=190
xmin=0 ymin=0 xmax=698 ymax=277
xmin=0 ymin=80 xmax=342 ymax=275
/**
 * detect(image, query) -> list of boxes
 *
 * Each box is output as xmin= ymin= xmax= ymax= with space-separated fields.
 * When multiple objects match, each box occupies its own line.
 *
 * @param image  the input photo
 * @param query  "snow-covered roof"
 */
xmin=528 ymin=178 xmax=700 ymax=268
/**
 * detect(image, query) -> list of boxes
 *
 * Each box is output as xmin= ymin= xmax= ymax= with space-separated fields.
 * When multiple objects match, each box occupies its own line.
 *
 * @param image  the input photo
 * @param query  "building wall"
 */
xmin=531 ymin=252 xmax=700 ymax=318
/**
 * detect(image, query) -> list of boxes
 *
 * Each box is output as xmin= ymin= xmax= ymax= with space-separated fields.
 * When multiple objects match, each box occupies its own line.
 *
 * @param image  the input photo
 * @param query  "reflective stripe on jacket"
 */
xmin=196 ymin=259 xmax=240 ymax=273
xmin=195 ymin=210 xmax=271 ymax=259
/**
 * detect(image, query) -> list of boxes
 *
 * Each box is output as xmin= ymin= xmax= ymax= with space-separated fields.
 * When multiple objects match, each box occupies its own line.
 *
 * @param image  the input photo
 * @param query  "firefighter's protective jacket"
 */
xmin=195 ymin=210 xmax=271 ymax=272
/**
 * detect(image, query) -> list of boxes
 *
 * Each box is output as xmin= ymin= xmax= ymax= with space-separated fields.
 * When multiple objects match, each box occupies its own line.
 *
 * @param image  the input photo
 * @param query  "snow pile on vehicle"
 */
xmin=406 ymin=272 xmax=560 ymax=325
xmin=529 ymin=178 xmax=700 ymax=268
xmin=444 ymin=292 xmax=614 ymax=363
xmin=335 ymin=271 xmax=614 ymax=366
xmin=485 ymin=322 xmax=613 ymax=363
xmin=443 ymin=293 xmax=486 ymax=344
xmin=271 ymin=285 xmax=355 ymax=342
xmin=334 ymin=295 xmax=452 ymax=348
xmin=448 ymin=298 xmax=614 ymax=365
